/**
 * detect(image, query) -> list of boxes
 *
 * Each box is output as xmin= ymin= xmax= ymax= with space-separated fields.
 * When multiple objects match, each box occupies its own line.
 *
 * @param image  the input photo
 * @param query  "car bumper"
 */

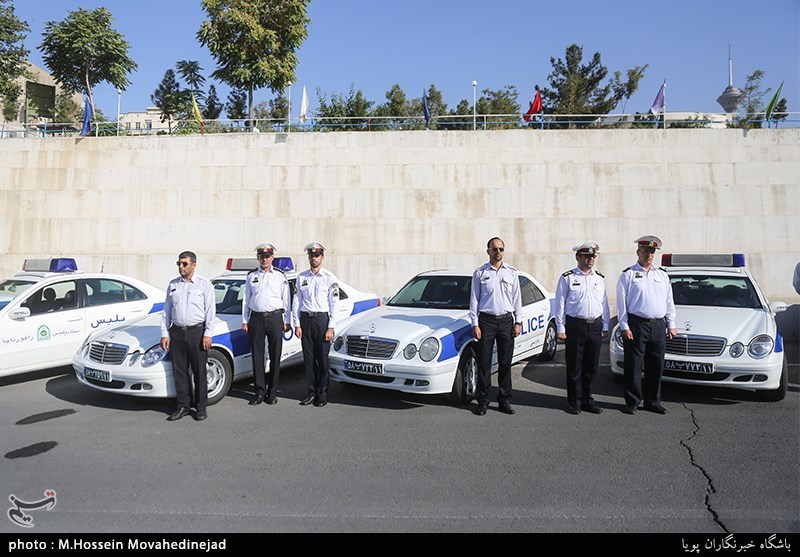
xmin=72 ymin=356 xmax=175 ymax=399
xmin=609 ymin=344 xmax=784 ymax=391
xmin=329 ymin=353 xmax=456 ymax=395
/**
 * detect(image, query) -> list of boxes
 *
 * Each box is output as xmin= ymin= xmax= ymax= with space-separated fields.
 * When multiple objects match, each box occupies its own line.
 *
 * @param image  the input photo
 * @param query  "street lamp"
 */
xmin=116 ymin=88 xmax=121 ymax=136
xmin=472 ymin=81 xmax=477 ymax=130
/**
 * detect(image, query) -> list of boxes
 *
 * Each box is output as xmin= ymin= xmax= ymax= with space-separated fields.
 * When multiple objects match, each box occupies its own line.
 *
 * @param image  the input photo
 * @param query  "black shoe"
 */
xmin=313 ymin=399 xmax=327 ymax=407
xmin=474 ymin=404 xmax=488 ymax=416
xmin=622 ymin=404 xmax=638 ymax=415
xmin=581 ymin=403 xmax=603 ymax=414
xmin=194 ymin=409 xmax=207 ymax=421
xmin=265 ymin=395 xmax=277 ymax=405
xmin=644 ymin=402 xmax=667 ymax=414
xmin=566 ymin=405 xmax=581 ymax=415
xmin=498 ymin=402 xmax=515 ymax=415
xmin=299 ymin=396 xmax=315 ymax=406
xmin=249 ymin=393 xmax=265 ymax=405
xmin=167 ymin=407 xmax=190 ymax=421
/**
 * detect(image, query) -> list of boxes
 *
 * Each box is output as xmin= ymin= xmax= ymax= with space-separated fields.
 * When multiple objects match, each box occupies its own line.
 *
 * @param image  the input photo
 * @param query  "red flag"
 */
xmin=524 ymin=90 xmax=543 ymax=122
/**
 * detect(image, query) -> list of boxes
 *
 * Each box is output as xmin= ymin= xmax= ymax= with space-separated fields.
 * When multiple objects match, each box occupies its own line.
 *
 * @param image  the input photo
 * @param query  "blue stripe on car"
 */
xmin=212 ymin=328 xmax=250 ymax=357
xmin=437 ymin=324 xmax=474 ymax=362
xmin=776 ymin=333 xmax=783 ymax=353
xmin=352 ymin=298 xmax=380 ymax=315
xmin=148 ymin=303 xmax=164 ymax=314
xmin=0 ymin=301 xmax=8 ymax=310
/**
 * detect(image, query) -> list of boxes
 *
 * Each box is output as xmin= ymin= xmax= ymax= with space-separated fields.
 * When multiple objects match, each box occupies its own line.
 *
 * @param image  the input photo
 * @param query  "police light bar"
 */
xmin=23 ymin=258 xmax=78 ymax=272
xmin=661 ymin=254 xmax=745 ymax=267
xmin=273 ymin=257 xmax=294 ymax=272
xmin=226 ymin=258 xmax=259 ymax=271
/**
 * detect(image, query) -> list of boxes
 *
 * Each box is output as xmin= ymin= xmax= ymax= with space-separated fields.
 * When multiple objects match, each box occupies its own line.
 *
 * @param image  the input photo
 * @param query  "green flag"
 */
xmin=764 ymin=81 xmax=784 ymax=123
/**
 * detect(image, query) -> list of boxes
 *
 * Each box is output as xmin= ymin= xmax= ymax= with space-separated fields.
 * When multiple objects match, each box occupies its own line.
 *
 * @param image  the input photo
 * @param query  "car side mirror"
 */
xmin=10 ymin=307 xmax=31 ymax=320
xmin=769 ymin=301 xmax=787 ymax=314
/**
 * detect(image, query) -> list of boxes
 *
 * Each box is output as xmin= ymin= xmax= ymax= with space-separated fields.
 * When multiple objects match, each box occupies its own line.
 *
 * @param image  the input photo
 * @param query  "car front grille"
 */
xmin=88 ymin=342 xmax=129 ymax=365
xmin=666 ymin=335 xmax=725 ymax=357
xmin=346 ymin=336 xmax=398 ymax=360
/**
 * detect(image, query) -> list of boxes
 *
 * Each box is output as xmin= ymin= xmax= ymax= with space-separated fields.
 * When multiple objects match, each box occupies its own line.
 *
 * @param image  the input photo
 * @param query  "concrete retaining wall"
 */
xmin=1 ymin=129 xmax=798 ymax=309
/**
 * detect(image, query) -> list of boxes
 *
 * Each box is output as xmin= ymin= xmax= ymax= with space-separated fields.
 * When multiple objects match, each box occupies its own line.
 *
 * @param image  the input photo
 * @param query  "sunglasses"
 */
xmin=258 ymin=252 xmax=274 ymax=258
xmin=489 ymin=247 xmax=505 ymax=252
xmin=580 ymin=254 xmax=597 ymax=258
xmin=176 ymin=261 xmax=191 ymax=268
xmin=308 ymin=252 xmax=323 ymax=258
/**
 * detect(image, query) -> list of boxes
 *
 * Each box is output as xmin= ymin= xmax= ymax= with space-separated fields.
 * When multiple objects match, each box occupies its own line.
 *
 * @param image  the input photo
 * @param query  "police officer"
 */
xmin=554 ymin=241 xmax=610 ymax=415
xmin=292 ymin=242 xmax=339 ymax=407
xmin=469 ymin=237 xmax=523 ymax=416
xmin=243 ymin=242 xmax=291 ymax=406
xmin=616 ymin=235 xmax=677 ymax=415
xmin=161 ymin=251 xmax=216 ymax=422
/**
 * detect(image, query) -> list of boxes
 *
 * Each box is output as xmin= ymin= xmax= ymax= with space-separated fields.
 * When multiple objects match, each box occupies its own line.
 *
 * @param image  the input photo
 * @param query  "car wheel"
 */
xmin=206 ymin=349 xmax=233 ymax=406
xmin=537 ymin=320 xmax=557 ymax=361
xmin=450 ymin=346 xmax=478 ymax=404
xmin=758 ymin=356 xmax=787 ymax=402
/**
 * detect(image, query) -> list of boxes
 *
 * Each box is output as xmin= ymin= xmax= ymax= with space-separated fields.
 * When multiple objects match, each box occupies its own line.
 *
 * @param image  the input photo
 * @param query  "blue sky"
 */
xmin=13 ymin=0 xmax=800 ymax=120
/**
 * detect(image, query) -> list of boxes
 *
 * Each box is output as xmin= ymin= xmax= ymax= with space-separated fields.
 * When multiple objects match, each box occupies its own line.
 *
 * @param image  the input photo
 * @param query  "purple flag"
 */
xmin=650 ymin=81 xmax=666 ymax=115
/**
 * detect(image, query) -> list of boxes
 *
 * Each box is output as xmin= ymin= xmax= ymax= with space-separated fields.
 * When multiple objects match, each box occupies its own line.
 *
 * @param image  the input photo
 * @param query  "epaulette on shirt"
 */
xmin=622 ymin=267 xmax=632 ymax=272
xmin=596 ymin=271 xmax=605 ymax=278
xmin=247 ymin=267 xmax=259 ymax=275
xmin=562 ymin=270 xmax=574 ymax=277
xmin=659 ymin=267 xmax=667 ymax=272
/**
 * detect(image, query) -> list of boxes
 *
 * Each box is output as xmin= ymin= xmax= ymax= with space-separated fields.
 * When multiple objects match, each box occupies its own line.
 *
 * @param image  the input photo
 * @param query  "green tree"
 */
xmin=475 ymin=85 xmax=521 ymax=129
xmin=315 ymin=84 xmax=374 ymax=131
xmin=446 ymin=98 xmax=473 ymax=130
xmin=0 ymin=0 xmax=30 ymax=121
xmin=175 ymin=60 xmax=206 ymax=103
xmin=39 ymin=7 xmax=136 ymax=115
xmin=373 ymin=83 xmax=409 ymax=128
xmin=734 ymin=70 xmax=770 ymax=129
xmin=771 ymin=97 xmax=788 ymax=127
xmin=203 ymin=84 xmax=223 ymax=119
xmin=198 ymin=0 xmax=311 ymax=123
xmin=54 ymin=92 xmax=81 ymax=124
xmin=226 ymin=86 xmax=247 ymax=120
xmin=541 ymin=44 xmax=647 ymax=127
xmin=151 ymin=69 xmax=182 ymax=133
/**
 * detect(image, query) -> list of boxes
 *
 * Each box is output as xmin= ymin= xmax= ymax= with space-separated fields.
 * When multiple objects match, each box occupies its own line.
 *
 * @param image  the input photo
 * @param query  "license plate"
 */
xmin=664 ymin=360 xmax=713 ymax=374
xmin=344 ymin=360 xmax=384 ymax=375
xmin=84 ymin=367 xmax=110 ymax=382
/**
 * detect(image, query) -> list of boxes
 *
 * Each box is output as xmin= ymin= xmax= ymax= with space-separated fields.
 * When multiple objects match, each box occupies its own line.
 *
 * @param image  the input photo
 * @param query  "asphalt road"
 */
xmin=1 ymin=342 xmax=798 ymax=535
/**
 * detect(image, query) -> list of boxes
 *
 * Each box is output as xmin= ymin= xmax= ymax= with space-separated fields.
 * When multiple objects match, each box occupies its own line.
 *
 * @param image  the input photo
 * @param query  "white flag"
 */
xmin=299 ymin=85 xmax=309 ymax=123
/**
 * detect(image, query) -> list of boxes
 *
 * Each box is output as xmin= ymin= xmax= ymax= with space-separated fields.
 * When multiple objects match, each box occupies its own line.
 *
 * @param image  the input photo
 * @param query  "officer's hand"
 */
xmin=557 ymin=332 xmax=567 ymax=341
xmin=621 ymin=329 xmax=634 ymax=341
xmin=295 ymin=327 xmax=302 ymax=339
xmin=242 ymin=323 xmax=248 ymax=333
xmin=601 ymin=331 xmax=609 ymax=338
xmin=324 ymin=328 xmax=334 ymax=342
xmin=667 ymin=328 xmax=678 ymax=339
xmin=283 ymin=324 xmax=291 ymax=333
xmin=513 ymin=324 xmax=521 ymax=338
xmin=161 ymin=337 xmax=170 ymax=350
xmin=202 ymin=336 xmax=212 ymax=351
xmin=472 ymin=326 xmax=481 ymax=340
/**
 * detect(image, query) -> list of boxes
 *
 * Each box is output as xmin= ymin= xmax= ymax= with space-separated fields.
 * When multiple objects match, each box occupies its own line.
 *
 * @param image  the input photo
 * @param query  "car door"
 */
xmin=516 ymin=276 xmax=549 ymax=358
xmin=82 ymin=278 xmax=154 ymax=333
xmin=1 ymin=278 xmax=85 ymax=374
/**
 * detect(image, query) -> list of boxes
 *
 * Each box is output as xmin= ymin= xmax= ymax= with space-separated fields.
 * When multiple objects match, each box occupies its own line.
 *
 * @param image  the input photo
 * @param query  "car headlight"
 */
xmin=128 ymin=350 xmax=141 ymax=366
xmin=747 ymin=335 xmax=774 ymax=359
xmin=141 ymin=345 xmax=167 ymax=367
xmin=403 ymin=344 xmax=417 ymax=359
xmin=729 ymin=342 xmax=744 ymax=358
xmin=418 ymin=337 xmax=439 ymax=362
xmin=333 ymin=336 xmax=344 ymax=352
xmin=613 ymin=328 xmax=624 ymax=348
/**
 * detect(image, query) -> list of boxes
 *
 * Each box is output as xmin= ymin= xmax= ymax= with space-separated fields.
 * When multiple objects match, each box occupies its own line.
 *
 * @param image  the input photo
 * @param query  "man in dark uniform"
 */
xmin=468 ymin=237 xmax=523 ymax=416
xmin=292 ymin=242 xmax=339 ymax=407
xmin=243 ymin=242 xmax=291 ymax=406
xmin=161 ymin=251 xmax=216 ymax=421
xmin=554 ymin=241 xmax=610 ymax=415
xmin=616 ymin=235 xmax=677 ymax=415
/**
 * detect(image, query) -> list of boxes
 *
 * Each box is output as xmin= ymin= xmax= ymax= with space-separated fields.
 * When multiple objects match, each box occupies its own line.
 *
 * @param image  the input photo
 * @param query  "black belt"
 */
xmin=629 ymin=314 xmax=665 ymax=324
xmin=252 ymin=309 xmax=284 ymax=316
xmin=172 ymin=323 xmax=204 ymax=331
xmin=479 ymin=312 xmax=513 ymax=320
xmin=566 ymin=315 xmax=600 ymax=324
xmin=301 ymin=311 xmax=328 ymax=318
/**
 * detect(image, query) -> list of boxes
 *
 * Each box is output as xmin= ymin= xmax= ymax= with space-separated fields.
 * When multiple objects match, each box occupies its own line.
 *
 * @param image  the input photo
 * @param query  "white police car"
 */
xmin=0 ymin=258 xmax=166 ymax=377
xmin=73 ymin=258 xmax=381 ymax=405
xmin=610 ymin=254 xmax=788 ymax=401
xmin=328 ymin=269 xmax=557 ymax=403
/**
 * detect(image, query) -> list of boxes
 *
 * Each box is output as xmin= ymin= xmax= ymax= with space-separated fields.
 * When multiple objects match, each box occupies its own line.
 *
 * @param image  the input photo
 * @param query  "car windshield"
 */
xmin=0 ymin=279 xmax=36 ymax=310
xmin=388 ymin=275 xmax=471 ymax=309
xmin=213 ymin=279 xmax=245 ymax=314
xmin=670 ymin=275 xmax=763 ymax=309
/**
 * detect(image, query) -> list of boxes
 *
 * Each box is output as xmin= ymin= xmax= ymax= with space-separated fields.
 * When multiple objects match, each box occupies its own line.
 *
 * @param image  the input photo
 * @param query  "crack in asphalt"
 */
xmin=680 ymin=402 xmax=729 ymax=533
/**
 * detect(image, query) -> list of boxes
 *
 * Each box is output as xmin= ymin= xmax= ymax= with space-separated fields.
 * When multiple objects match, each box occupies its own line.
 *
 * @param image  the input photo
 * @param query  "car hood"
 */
xmin=340 ymin=306 xmax=469 ymax=343
xmin=674 ymin=306 xmax=774 ymax=341
xmin=86 ymin=312 xmax=165 ymax=350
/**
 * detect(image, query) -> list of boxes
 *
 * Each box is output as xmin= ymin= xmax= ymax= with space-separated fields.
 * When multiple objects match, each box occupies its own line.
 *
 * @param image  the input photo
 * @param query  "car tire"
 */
xmin=450 ymin=346 xmax=478 ymax=404
xmin=206 ymin=348 xmax=233 ymax=406
xmin=758 ymin=356 xmax=787 ymax=402
xmin=537 ymin=320 xmax=557 ymax=361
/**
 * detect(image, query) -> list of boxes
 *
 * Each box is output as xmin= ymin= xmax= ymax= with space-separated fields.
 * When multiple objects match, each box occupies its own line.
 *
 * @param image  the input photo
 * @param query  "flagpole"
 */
xmin=662 ymin=81 xmax=666 ymax=129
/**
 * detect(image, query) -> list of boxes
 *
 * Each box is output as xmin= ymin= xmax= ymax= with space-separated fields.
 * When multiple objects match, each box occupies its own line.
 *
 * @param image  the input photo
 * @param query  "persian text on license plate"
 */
xmin=344 ymin=360 xmax=384 ymax=375
xmin=84 ymin=367 xmax=110 ymax=382
xmin=664 ymin=360 xmax=713 ymax=374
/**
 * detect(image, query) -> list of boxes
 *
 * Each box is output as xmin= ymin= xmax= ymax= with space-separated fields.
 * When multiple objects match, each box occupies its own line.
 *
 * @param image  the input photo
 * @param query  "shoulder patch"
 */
xmin=562 ymin=270 xmax=574 ymax=277
xmin=330 ymin=282 xmax=340 ymax=297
